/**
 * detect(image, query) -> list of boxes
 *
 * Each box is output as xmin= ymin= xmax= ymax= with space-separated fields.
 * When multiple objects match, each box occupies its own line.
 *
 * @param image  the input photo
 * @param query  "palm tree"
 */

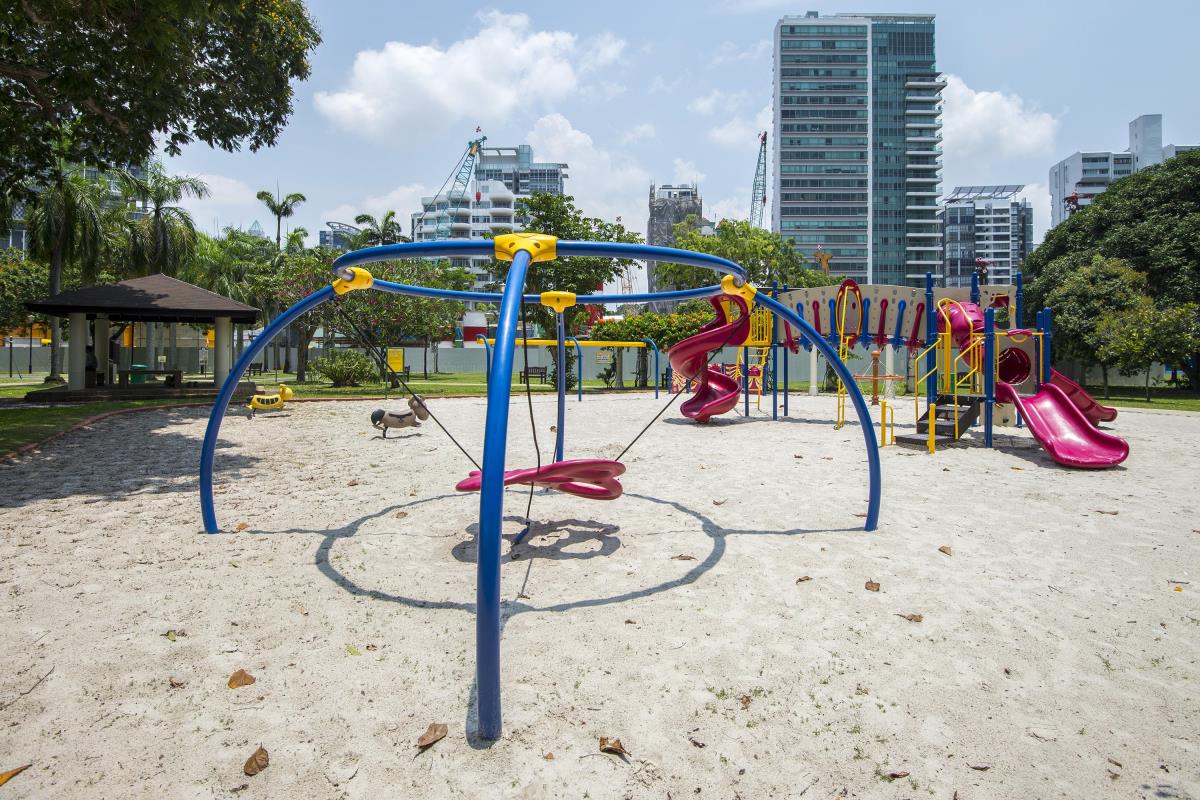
xmin=283 ymin=226 xmax=309 ymax=254
xmin=118 ymin=162 xmax=208 ymax=275
xmin=353 ymin=210 xmax=409 ymax=247
xmin=257 ymin=189 xmax=306 ymax=251
xmin=3 ymin=159 xmax=107 ymax=382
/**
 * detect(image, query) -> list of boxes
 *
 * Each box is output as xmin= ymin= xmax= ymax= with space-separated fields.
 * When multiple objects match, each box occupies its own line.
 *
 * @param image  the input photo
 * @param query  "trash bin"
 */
xmin=130 ymin=363 xmax=148 ymax=384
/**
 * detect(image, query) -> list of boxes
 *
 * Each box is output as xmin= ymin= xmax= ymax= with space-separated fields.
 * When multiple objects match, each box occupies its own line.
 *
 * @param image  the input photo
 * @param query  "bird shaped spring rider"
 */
xmin=370 ymin=394 xmax=431 ymax=438
xmin=248 ymin=384 xmax=294 ymax=417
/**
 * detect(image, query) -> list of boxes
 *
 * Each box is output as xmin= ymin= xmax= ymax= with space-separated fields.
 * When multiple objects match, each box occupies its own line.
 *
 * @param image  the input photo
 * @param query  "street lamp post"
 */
xmin=27 ymin=315 xmax=35 ymax=375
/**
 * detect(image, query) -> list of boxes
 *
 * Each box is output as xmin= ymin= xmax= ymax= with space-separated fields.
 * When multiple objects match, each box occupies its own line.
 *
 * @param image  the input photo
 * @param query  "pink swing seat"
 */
xmin=455 ymin=458 xmax=625 ymax=500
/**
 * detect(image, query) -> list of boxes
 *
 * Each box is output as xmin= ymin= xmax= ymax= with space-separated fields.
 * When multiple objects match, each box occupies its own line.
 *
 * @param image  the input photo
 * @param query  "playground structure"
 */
xmin=197 ymin=233 xmax=882 ymax=741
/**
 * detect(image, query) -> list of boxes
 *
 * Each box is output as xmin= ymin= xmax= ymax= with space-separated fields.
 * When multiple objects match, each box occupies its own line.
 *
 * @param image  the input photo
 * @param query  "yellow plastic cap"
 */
xmin=540 ymin=291 xmax=576 ymax=313
xmin=332 ymin=267 xmax=374 ymax=295
xmin=494 ymin=233 xmax=557 ymax=263
xmin=721 ymin=274 xmax=757 ymax=304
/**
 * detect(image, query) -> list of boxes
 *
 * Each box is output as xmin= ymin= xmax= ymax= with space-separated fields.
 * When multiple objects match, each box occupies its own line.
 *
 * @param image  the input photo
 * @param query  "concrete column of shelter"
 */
xmin=214 ymin=316 xmax=232 ymax=386
xmin=809 ymin=347 xmax=819 ymax=396
xmin=68 ymin=312 xmax=87 ymax=391
xmin=94 ymin=315 xmax=110 ymax=385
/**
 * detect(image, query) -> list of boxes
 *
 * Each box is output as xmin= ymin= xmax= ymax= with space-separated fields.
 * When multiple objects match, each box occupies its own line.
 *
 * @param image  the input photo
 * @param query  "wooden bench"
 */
xmin=246 ymin=363 xmax=265 ymax=377
xmin=118 ymin=368 xmax=183 ymax=388
xmin=519 ymin=366 xmax=549 ymax=384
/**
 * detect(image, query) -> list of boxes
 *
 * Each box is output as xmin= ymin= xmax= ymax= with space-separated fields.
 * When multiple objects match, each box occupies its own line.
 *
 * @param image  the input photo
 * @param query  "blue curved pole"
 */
xmin=476 ymin=334 xmax=492 ymax=386
xmin=568 ymin=337 xmax=583 ymax=402
xmin=640 ymin=338 xmax=660 ymax=399
xmin=755 ymin=292 xmax=881 ymax=532
xmin=476 ymin=249 xmax=533 ymax=740
xmin=199 ymin=285 xmax=337 ymax=533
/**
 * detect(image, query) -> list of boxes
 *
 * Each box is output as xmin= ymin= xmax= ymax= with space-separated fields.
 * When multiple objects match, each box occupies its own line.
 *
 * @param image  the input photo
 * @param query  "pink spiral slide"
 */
xmin=668 ymin=295 xmax=751 ymax=423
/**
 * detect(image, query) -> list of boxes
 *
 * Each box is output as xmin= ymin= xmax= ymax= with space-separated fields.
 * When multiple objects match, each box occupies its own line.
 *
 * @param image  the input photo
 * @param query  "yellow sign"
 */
xmin=386 ymin=347 xmax=405 ymax=373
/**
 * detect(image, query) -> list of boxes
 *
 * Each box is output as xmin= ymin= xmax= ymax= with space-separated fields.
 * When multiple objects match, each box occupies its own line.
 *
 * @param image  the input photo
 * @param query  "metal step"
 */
xmin=917 ymin=419 xmax=971 ymax=435
xmin=895 ymin=433 xmax=960 ymax=448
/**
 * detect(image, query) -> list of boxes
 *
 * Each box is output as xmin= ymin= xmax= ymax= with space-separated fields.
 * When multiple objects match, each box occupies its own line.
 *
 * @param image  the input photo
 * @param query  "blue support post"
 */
xmin=200 ymin=286 xmax=336 ymax=534
xmin=476 ymin=334 xmax=492 ymax=386
xmin=925 ymin=272 xmax=936 ymax=405
xmin=1034 ymin=310 xmax=1044 ymax=389
xmin=641 ymin=338 xmax=660 ymax=399
xmin=756 ymin=293 xmax=881 ymax=532
xmin=1014 ymin=272 xmax=1023 ymax=328
xmin=554 ymin=311 xmax=566 ymax=462
xmin=970 ymin=270 xmax=980 ymax=306
xmin=860 ymin=297 xmax=871 ymax=352
xmin=568 ymin=337 xmax=583 ymax=402
xmin=475 ymin=248 xmax=533 ymax=741
xmin=984 ymin=307 xmax=995 ymax=448
xmin=770 ymin=281 xmax=779 ymax=420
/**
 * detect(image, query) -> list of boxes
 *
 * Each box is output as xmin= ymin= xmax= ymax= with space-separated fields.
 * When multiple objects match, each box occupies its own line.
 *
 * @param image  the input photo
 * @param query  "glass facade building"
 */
xmin=773 ymin=12 xmax=943 ymax=285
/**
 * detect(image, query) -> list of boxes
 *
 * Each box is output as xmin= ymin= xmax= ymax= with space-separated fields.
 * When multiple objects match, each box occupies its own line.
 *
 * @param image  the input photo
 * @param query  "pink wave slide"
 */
xmin=668 ymin=295 xmax=751 ymax=423
xmin=995 ymin=382 xmax=1128 ymax=469
xmin=455 ymin=458 xmax=625 ymax=500
xmin=1049 ymin=369 xmax=1118 ymax=426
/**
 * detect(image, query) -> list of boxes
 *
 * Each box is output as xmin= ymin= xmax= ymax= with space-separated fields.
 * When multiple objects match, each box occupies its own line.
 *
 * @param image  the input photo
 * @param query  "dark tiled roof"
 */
xmin=26 ymin=274 xmax=260 ymax=323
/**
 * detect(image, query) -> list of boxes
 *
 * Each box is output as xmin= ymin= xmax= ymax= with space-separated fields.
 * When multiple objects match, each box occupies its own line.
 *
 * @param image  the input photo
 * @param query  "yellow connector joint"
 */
xmin=332 ymin=267 xmax=374 ymax=295
xmin=494 ymin=233 xmax=557 ymax=263
xmin=721 ymin=274 xmax=757 ymax=305
xmin=540 ymin=291 xmax=576 ymax=313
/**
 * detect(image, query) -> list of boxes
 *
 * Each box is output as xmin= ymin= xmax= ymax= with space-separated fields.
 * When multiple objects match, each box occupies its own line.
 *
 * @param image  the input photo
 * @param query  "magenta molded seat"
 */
xmin=456 ymin=458 xmax=626 ymax=500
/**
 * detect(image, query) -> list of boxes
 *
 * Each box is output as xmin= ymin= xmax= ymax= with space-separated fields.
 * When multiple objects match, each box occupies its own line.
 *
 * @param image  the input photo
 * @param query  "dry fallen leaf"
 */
xmin=394 ymin=511 xmax=408 ymax=519
xmin=938 ymin=545 xmax=953 ymax=556
xmin=599 ymin=737 xmax=629 ymax=757
xmin=169 ymin=677 xmax=186 ymax=689
xmin=888 ymin=771 xmax=910 ymax=779
xmin=793 ymin=454 xmax=803 ymax=459
xmin=1010 ymin=466 xmax=1023 ymax=471
xmin=689 ymin=737 xmax=706 ymax=748
xmin=0 ymin=764 xmax=31 ymax=787
xmin=1107 ymin=757 xmax=1123 ymax=768
xmin=234 ymin=523 xmax=249 ymax=532
xmin=739 ymin=695 xmax=751 ymax=709
xmin=671 ymin=554 xmax=696 ymax=561
xmin=549 ymin=425 xmax=557 ymax=432
xmin=1096 ymin=510 xmax=1119 ymax=516
xmin=417 ymin=723 xmax=448 ymax=749
xmin=624 ymin=619 xmax=636 ymax=625
xmin=162 ymin=629 xmax=186 ymax=641
xmin=796 ymin=575 xmax=812 ymax=583
xmin=897 ymin=613 xmax=923 ymax=623
xmin=345 ymin=644 xmax=362 ymax=656
xmin=227 ymin=669 xmax=256 ymax=689
xmin=712 ymin=499 xmax=726 ymax=506
xmin=365 ymin=644 xmax=378 ymax=652
xmin=865 ymin=580 xmax=880 ymax=592
xmin=346 ymin=479 xmax=359 ymax=487
xmin=543 ymin=752 xmax=554 ymax=761
xmin=968 ymin=764 xmax=991 ymax=771
xmin=243 ymin=746 xmax=269 ymax=776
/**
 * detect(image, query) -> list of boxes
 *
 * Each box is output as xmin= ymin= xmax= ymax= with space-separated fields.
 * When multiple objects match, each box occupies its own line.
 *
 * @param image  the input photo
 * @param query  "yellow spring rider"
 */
xmin=248 ymin=384 xmax=294 ymax=417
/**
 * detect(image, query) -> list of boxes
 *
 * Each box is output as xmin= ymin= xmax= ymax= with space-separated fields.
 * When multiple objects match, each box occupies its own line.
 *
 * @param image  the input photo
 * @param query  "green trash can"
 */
xmin=130 ymin=363 xmax=148 ymax=384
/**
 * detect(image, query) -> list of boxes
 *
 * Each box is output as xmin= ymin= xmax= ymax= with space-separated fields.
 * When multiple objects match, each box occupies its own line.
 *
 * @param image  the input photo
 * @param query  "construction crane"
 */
xmin=417 ymin=135 xmax=487 ymax=240
xmin=749 ymin=131 xmax=768 ymax=228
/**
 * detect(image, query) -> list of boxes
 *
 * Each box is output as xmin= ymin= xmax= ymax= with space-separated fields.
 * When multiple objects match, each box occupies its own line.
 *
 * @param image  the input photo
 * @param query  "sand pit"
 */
xmin=1 ymin=393 xmax=1197 ymax=799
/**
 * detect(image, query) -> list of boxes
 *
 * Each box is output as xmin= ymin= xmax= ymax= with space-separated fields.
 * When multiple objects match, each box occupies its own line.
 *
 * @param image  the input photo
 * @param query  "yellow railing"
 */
xmin=913 ymin=336 xmax=942 ymax=454
xmin=879 ymin=399 xmax=895 ymax=447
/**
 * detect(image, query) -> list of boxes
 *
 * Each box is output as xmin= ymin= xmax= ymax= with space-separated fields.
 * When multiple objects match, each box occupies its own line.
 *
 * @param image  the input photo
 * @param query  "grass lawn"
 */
xmin=1082 ymin=386 xmax=1200 ymax=412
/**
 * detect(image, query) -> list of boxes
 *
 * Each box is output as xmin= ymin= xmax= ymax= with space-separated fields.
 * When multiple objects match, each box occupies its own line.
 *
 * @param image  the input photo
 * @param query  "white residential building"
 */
xmin=942 ymin=186 xmax=1034 ymax=288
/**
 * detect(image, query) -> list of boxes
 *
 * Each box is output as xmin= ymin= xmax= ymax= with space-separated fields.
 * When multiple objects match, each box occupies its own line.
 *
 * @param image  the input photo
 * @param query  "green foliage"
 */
xmin=256 ymin=189 xmax=306 ymax=250
xmin=308 ymin=349 xmax=377 ymax=387
xmin=0 ymin=251 xmax=48 ymax=330
xmin=656 ymin=217 xmax=840 ymax=290
xmin=1097 ymin=300 xmax=1200 ymax=397
xmin=0 ymin=1 xmax=320 ymax=192
xmin=1044 ymin=256 xmax=1147 ymax=375
xmin=118 ymin=162 xmax=209 ymax=276
xmin=352 ymin=211 xmax=408 ymax=247
xmin=592 ymin=307 xmax=713 ymax=351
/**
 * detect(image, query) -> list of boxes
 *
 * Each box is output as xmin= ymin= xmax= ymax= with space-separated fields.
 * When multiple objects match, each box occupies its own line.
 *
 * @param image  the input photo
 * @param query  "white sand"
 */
xmin=1 ymin=393 xmax=1198 ymax=799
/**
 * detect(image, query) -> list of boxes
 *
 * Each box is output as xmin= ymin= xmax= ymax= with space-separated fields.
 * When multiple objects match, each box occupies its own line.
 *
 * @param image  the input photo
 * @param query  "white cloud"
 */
xmin=687 ymin=89 xmax=747 ymax=116
xmin=314 ymin=12 xmax=591 ymax=139
xmin=319 ymin=182 xmax=429 ymax=235
xmin=672 ymin=158 xmax=706 ymax=185
xmin=178 ymin=173 xmax=267 ymax=237
xmin=525 ymin=113 xmax=650 ymax=233
xmin=708 ymin=189 xmax=751 ymax=224
xmin=712 ymin=39 xmax=771 ymax=64
xmin=709 ymin=105 xmax=771 ymax=148
xmin=648 ymin=75 xmax=681 ymax=95
xmin=942 ymin=74 xmax=1058 ymax=162
xmin=620 ymin=123 xmax=656 ymax=144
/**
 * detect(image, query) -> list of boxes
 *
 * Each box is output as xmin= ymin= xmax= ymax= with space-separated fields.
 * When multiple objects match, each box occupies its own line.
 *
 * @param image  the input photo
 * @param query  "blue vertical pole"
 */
xmin=970 ymin=270 xmax=980 ymax=306
xmin=1034 ymin=310 xmax=1044 ymax=390
xmin=641 ymin=339 xmax=660 ymax=399
xmin=782 ymin=285 xmax=790 ymax=417
xmin=1042 ymin=307 xmax=1052 ymax=384
xmin=770 ymin=281 xmax=779 ymax=420
xmin=925 ymin=272 xmax=936 ymax=405
xmin=476 ymin=248 xmax=532 ymax=741
xmin=554 ymin=311 xmax=566 ymax=462
xmin=984 ymin=308 xmax=995 ymax=448
xmin=1014 ymin=272 xmax=1023 ymax=328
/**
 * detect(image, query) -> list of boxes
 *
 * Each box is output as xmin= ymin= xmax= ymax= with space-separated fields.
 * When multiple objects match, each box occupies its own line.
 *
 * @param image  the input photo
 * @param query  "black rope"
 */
xmin=333 ymin=307 xmax=481 ymax=471
xmin=614 ymin=300 xmax=747 ymax=462
xmin=519 ymin=299 xmax=541 ymax=524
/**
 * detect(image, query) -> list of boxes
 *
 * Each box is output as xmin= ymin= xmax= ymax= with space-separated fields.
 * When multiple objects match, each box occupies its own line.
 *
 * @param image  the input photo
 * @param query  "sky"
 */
xmin=168 ymin=0 xmax=1200 ymax=285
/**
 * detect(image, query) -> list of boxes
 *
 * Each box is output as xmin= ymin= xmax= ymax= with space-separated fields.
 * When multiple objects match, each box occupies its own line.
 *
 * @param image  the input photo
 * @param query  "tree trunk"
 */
xmin=296 ymin=325 xmax=314 ymax=383
xmin=432 ymin=339 xmax=440 ymax=374
xmin=614 ymin=349 xmax=625 ymax=389
xmin=1101 ymin=364 xmax=1110 ymax=399
xmin=46 ymin=244 xmax=64 ymax=382
xmin=1145 ymin=366 xmax=1151 ymax=402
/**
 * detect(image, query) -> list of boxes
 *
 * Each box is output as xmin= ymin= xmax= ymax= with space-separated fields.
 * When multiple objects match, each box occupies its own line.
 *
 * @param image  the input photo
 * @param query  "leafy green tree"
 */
xmin=0 ymin=1 xmax=320 ymax=193
xmin=1025 ymin=150 xmax=1200 ymax=386
xmin=592 ymin=308 xmax=714 ymax=388
xmin=656 ymin=217 xmax=839 ymax=290
xmin=256 ymin=189 xmax=306 ymax=251
xmin=1044 ymin=255 xmax=1147 ymax=396
xmin=0 ymin=251 xmax=48 ymax=332
xmin=119 ymin=162 xmax=208 ymax=275
xmin=309 ymin=350 xmax=376 ymax=387
xmin=352 ymin=211 xmax=408 ymax=247
xmin=1097 ymin=300 xmax=1200 ymax=399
